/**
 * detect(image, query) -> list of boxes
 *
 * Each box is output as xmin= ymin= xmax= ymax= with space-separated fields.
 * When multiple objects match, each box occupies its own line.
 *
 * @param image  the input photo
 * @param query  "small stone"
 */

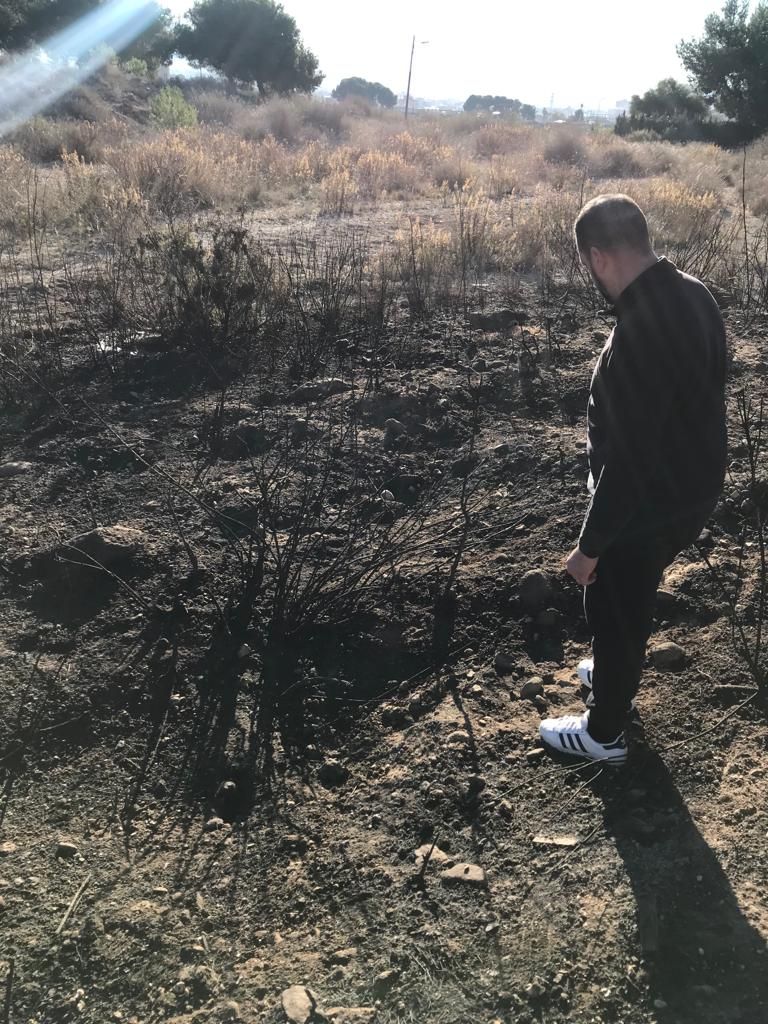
xmin=650 ymin=641 xmax=686 ymax=670
xmin=520 ymin=677 xmax=545 ymax=699
xmin=384 ymin=418 xmax=407 ymax=437
xmin=519 ymin=570 xmax=556 ymax=613
xmin=203 ymin=817 xmax=225 ymax=833
xmin=373 ymin=969 xmax=400 ymax=994
xmin=446 ymin=729 xmax=470 ymax=745
xmin=470 ymin=683 xmax=484 ymax=696
xmin=318 ymin=760 xmax=349 ymax=787
xmin=290 ymin=378 xmax=352 ymax=403
xmin=525 ymin=977 xmax=546 ymax=999
xmin=282 ymin=835 xmax=309 ymax=854
xmin=380 ymin=490 xmax=396 ymax=502
xmin=498 ymin=799 xmax=513 ymax=819
xmin=0 ymin=841 xmax=17 ymax=856
xmin=493 ymin=443 xmax=511 ymax=457
xmin=414 ymin=844 xmax=449 ymax=868
xmin=325 ymin=1010 xmax=377 ymax=1024
xmin=329 ymin=947 xmax=358 ymax=965
xmin=451 ymin=454 xmax=479 ymax=478
xmin=536 ymin=608 xmax=561 ymax=628
xmin=698 ymin=528 xmax=715 ymax=549
xmin=525 ymin=748 xmax=546 ymax=764
xmin=56 ymin=840 xmax=78 ymax=858
xmin=494 ymin=651 xmax=516 ymax=675
xmin=0 ymin=461 xmax=33 ymax=478
xmin=654 ymin=999 xmax=668 ymax=1010
xmin=281 ymin=985 xmax=317 ymax=1024
xmin=440 ymin=862 xmax=487 ymax=887
xmin=533 ymin=834 xmax=579 ymax=847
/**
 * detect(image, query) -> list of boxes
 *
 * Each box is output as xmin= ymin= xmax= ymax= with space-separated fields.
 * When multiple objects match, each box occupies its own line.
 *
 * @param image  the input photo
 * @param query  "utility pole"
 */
xmin=405 ymin=34 xmax=415 ymax=120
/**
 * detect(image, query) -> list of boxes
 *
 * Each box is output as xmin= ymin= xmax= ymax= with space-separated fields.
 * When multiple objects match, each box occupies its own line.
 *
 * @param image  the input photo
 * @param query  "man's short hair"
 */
xmin=574 ymin=194 xmax=651 ymax=254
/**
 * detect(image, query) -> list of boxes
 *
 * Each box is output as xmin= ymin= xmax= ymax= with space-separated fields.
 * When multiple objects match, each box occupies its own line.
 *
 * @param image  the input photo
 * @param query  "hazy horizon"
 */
xmin=166 ymin=0 xmax=733 ymax=109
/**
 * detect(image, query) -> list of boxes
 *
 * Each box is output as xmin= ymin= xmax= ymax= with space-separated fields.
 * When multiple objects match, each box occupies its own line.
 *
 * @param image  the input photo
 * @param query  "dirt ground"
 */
xmin=1 ymin=282 xmax=767 ymax=1024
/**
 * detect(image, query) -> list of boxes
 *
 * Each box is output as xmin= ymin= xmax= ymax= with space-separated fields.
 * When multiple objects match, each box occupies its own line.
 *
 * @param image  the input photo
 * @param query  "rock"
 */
xmin=223 ymin=422 xmax=274 ymax=458
xmin=656 ymin=589 xmax=677 ymax=610
xmin=440 ymin=862 xmax=487 ymax=887
xmin=60 ymin=525 xmax=145 ymax=568
xmin=0 ymin=841 xmax=17 ymax=856
xmin=290 ymin=378 xmax=353 ymax=403
xmin=373 ymin=969 xmax=400 ymax=994
xmin=492 ymin=443 xmax=511 ymax=457
xmin=536 ymin=608 xmax=562 ymax=628
xmin=0 ymin=461 xmax=33 ymax=478
xmin=329 ymin=947 xmax=358 ymax=965
xmin=519 ymin=570 xmax=556 ymax=613
xmin=494 ymin=652 xmax=516 ymax=676
xmin=380 ymin=490 xmax=396 ymax=502
xmin=414 ymin=844 xmax=449 ymax=868
xmin=446 ymin=729 xmax=470 ymax=745
xmin=282 ymin=835 xmax=309 ymax=854
xmin=281 ymin=986 xmax=317 ymax=1024
xmin=650 ymin=641 xmax=686 ymax=671
xmin=533 ymin=834 xmax=579 ymax=847
xmin=290 ymin=418 xmax=310 ymax=443
xmin=383 ymin=418 xmax=407 ymax=438
xmin=56 ymin=840 xmax=79 ymax=858
xmin=318 ymin=760 xmax=349 ymax=787
xmin=498 ymin=799 xmax=513 ymax=820
xmin=470 ymin=683 xmax=484 ymax=697
xmin=325 ymin=1010 xmax=377 ymax=1024
xmin=468 ymin=309 xmax=526 ymax=332
xmin=451 ymin=454 xmax=479 ymax=478
xmin=525 ymin=748 xmax=546 ymax=764
xmin=472 ymin=359 xmax=487 ymax=372
xmin=203 ymin=817 xmax=225 ymax=833
xmin=520 ymin=677 xmax=545 ymax=699
xmin=525 ymin=977 xmax=547 ymax=1000
xmin=698 ymin=528 xmax=715 ymax=549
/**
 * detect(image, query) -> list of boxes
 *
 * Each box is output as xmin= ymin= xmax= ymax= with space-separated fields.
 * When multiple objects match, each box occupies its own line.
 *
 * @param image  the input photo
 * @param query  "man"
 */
xmin=538 ymin=194 xmax=728 ymax=765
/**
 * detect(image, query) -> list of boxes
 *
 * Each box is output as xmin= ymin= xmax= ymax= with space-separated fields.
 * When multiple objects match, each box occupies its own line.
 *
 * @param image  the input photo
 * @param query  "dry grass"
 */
xmin=3 ymin=97 xmax=765 ymax=303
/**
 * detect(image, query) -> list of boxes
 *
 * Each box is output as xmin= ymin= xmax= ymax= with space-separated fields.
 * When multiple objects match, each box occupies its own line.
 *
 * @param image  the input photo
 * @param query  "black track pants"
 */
xmin=584 ymin=499 xmax=718 ymax=740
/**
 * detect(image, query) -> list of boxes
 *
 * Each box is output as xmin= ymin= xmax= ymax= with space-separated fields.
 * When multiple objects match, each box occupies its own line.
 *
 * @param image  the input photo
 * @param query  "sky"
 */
xmin=166 ymin=0 xmax=724 ymax=109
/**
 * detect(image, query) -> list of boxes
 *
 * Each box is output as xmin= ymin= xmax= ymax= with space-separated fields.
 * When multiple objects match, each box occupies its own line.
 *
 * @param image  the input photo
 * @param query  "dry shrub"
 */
xmin=236 ymin=96 xmax=348 ymax=145
xmin=586 ymin=137 xmax=646 ymax=178
xmin=191 ymin=90 xmax=247 ymax=126
xmin=433 ymin=153 xmax=472 ymax=191
xmin=473 ymin=124 xmax=531 ymax=158
xmin=487 ymin=156 xmax=519 ymax=198
xmin=104 ymin=130 xmax=261 ymax=213
xmin=0 ymin=147 xmax=34 ymax=232
xmin=393 ymin=217 xmax=455 ymax=314
xmin=543 ymin=129 xmax=587 ymax=166
xmin=56 ymin=151 xmax=145 ymax=231
xmin=354 ymin=150 xmax=422 ymax=198
xmin=292 ymin=141 xmax=337 ymax=183
xmin=10 ymin=117 xmax=127 ymax=165
xmin=386 ymin=131 xmax=447 ymax=169
xmin=320 ymin=168 xmax=358 ymax=216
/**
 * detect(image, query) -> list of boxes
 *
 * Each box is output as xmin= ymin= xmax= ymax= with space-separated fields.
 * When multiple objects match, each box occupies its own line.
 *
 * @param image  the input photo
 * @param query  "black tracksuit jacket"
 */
xmin=578 ymin=257 xmax=728 ymax=559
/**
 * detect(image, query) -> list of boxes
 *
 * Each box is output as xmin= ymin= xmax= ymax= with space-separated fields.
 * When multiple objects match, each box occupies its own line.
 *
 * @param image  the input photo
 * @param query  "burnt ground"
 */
xmin=1 ymin=295 xmax=768 ymax=1024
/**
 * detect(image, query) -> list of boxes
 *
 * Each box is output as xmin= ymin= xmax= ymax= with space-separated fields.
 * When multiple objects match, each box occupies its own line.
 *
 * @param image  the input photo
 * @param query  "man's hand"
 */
xmin=566 ymin=546 xmax=599 ymax=586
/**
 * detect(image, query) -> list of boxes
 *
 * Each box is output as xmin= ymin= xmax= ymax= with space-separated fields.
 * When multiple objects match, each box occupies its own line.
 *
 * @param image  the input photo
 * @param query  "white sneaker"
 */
xmin=578 ymin=658 xmax=639 ymax=719
xmin=539 ymin=710 xmax=628 ymax=765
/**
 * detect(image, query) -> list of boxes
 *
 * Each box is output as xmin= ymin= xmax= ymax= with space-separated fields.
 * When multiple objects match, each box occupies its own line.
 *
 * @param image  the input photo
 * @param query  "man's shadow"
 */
xmin=591 ymin=748 xmax=768 ymax=1023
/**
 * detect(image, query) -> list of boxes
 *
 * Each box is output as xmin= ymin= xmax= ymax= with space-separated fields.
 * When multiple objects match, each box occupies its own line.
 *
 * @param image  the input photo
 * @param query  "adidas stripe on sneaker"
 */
xmin=538 ymin=711 xmax=628 ymax=765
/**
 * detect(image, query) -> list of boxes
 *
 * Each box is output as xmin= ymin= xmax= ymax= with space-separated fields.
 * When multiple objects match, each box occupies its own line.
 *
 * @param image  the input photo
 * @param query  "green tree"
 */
xmin=614 ymin=78 xmax=710 ymax=141
xmin=0 ymin=0 xmax=100 ymax=50
xmin=520 ymin=103 xmax=536 ymax=121
xmin=678 ymin=1 xmax=768 ymax=134
xmin=464 ymin=94 xmax=522 ymax=115
xmin=175 ymin=0 xmax=323 ymax=96
xmin=119 ymin=4 xmax=175 ymax=70
xmin=332 ymin=77 xmax=396 ymax=107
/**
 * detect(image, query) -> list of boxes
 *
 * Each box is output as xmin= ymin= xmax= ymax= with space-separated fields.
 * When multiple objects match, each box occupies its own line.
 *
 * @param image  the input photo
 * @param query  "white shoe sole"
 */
xmin=539 ymin=711 xmax=628 ymax=766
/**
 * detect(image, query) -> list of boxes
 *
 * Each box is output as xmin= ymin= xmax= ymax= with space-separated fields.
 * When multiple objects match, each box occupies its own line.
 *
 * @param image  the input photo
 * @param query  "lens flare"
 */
xmin=0 ymin=0 xmax=161 ymax=136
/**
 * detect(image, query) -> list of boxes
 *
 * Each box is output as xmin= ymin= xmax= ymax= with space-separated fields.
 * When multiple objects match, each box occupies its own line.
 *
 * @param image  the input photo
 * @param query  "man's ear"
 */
xmin=589 ymin=246 xmax=607 ymax=274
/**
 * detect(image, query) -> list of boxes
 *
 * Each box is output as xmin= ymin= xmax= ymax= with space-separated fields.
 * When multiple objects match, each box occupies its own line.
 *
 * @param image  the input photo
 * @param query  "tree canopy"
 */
xmin=332 ymin=77 xmax=396 ymax=107
xmin=678 ymin=0 xmax=768 ymax=135
xmin=119 ymin=4 xmax=175 ymax=70
xmin=0 ymin=0 xmax=101 ymax=51
xmin=614 ymin=78 xmax=710 ymax=141
xmin=175 ymin=0 xmax=323 ymax=95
